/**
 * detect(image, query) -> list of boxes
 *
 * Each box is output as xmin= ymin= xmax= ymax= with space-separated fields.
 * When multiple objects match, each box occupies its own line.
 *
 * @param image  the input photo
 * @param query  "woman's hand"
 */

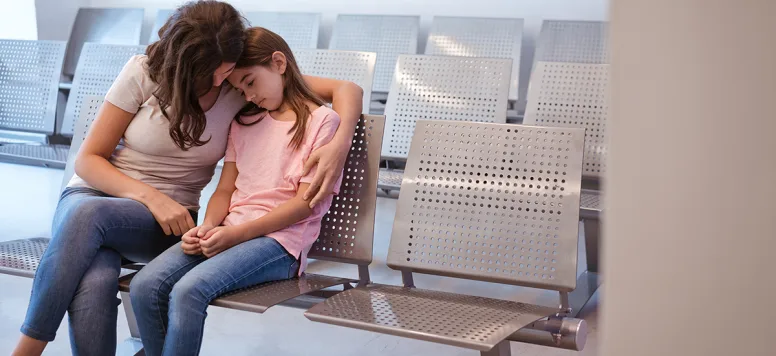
xmin=199 ymin=225 xmax=245 ymax=258
xmin=145 ymin=192 xmax=195 ymax=236
xmin=302 ymin=139 xmax=350 ymax=208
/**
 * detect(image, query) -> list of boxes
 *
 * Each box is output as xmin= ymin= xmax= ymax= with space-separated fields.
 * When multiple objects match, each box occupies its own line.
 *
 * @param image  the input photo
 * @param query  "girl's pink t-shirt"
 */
xmin=222 ymin=106 xmax=341 ymax=275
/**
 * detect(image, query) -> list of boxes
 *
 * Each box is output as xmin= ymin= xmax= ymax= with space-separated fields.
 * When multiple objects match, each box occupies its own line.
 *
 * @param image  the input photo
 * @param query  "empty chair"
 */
xmin=523 ymin=54 xmax=609 ymax=307
xmin=329 ymin=15 xmax=419 ymax=93
xmin=377 ymin=54 xmax=512 ymax=192
xmin=293 ymin=49 xmax=376 ymax=113
xmin=147 ymin=9 xmax=174 ymax=44
xmin=60 ymin=43 xmax=146 ymax=136
xmin=306 ymin=120 xmax=589 ymax=355
xmin=245 ymin=12 xmax=320 ymax=49
xmin=0 ymin=39 xmax=67 ymax=166
xmin=534 ymin=20 xmax=609 ymax=64
xmin=426 ymin=16 xmax=524 ymax=101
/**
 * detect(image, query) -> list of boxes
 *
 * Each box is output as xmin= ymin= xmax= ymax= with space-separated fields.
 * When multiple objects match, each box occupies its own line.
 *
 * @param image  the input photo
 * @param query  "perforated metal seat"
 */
xmin=0 ymin=97 xmax=103 ymax=279
xmin=580 ymin=190 xmax=602 ymax=219
xmin=0 ymin=238 xmax=50 ymax=278
xmin=0 ymin=144 xmax=70 ymax=169
xmin=329 ymin=15 xmax=419 ymax=93
xmin=63 ymin=7 xmax=144 ymax=77
xmin=60 ymin=43 xmax=147 ymax=136
xmin=245 ymin=12 xmax=320 ymax=50
xmin=381 ymin=54 xmax=512 ymax=160
xmin=118 ymin=115 xmax=385 ymax=313
xmin=377 ymin=168 xmax=403 ymax=192
xmin=307 ymin=121 xmax=588 ymax=355
xmin=535 ymin=20 xmax=609 ymax=64
xmin=293 ymin=49 xmax=376 ymax=113
xmin=0 ymin=39 xmax=66 ymax=139
xmin=426 ymin=16 xmax=523 ymax=101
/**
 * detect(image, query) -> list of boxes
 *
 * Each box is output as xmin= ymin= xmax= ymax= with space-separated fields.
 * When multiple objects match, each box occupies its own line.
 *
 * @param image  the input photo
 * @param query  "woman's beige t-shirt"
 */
xmin=67 ymin=55 xmax=246 ymax=210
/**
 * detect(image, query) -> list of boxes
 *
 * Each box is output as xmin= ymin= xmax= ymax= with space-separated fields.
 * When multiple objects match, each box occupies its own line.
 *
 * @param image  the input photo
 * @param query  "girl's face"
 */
xmin=228 ymin=52 xmax=287 ymax=111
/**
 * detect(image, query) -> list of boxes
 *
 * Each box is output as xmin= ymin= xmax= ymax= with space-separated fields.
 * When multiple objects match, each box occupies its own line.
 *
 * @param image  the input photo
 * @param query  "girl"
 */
xmin=13 ymin=1 xmax=361 ymax=355
xmin=128 ymin=27 xmax=343 ymax=356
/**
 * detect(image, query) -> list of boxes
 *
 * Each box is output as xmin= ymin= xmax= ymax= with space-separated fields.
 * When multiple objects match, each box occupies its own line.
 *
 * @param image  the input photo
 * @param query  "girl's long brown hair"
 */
xmin=145 ymin=0 xmax=245 ymax=150
xmin=235 ymin=27 xmax=325 ymax=150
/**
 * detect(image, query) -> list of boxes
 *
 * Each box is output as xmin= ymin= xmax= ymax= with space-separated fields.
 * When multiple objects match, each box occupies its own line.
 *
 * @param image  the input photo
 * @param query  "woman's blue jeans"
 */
xmin=21 ymin=187 xmax=187 ymax=356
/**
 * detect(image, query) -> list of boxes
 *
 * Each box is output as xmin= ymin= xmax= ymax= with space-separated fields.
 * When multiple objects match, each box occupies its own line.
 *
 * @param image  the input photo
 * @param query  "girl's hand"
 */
xmin=145 ymin=192 xmax=195 ymax=236
xmin=181 ymin=231 xmax=202 ymax=255
xmin=199 ymin=225 xmax=245 ymax=258
xmin=302 ymin=139 xmax=349 ymax=208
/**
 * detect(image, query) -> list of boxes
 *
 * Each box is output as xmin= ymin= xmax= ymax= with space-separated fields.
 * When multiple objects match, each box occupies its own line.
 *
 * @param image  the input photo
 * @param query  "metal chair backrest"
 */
xmin=535 ymin=20 xmax=609 ymax=64
xmin=385 ymin=120 xmax=585 ymax=292
xmin=523 ymin=62 xmax=610 ymax=178
xmin=293 ymin=49 xmax=376 ymax=114
xmin=245 ymin=12 xmax=321 ymax=49
xmin=381 ymin=54 xmax=512 ymax=160
xmin=329 ymin=14 xmax=419 ymax=93
xmin=60 ymin=43 xmax=146 ymax=136
xmin=61 ymin=96 xmax=103 ymax=191
xmin=148 ymin=9 xmax=174 ymax=44
xmin=426 ymin=16 xmax=523 ymax=101
xmin=0 ymin=39 xmax=66 ymax=135
xmin=308 ymin=115 xmax=385 ymax=265
xmin=63 ymin=7 xmax=144 ymax=76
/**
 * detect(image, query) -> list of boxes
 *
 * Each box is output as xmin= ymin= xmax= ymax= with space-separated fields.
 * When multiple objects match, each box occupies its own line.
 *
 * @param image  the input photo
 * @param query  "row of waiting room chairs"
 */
xmin=0 ymin=16 xmax=607 ymax=287
xmin=0 ymin=94 xmax=589 ymax=355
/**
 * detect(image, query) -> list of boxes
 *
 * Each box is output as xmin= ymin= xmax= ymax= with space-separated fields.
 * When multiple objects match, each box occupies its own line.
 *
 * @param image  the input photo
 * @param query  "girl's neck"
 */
xmin=270 ymin=100 xmax=319 ymax=122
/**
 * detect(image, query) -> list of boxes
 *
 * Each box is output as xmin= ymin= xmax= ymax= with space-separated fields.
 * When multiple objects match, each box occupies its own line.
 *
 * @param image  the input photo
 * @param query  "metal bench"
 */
xmin=1 ymin=43 xmax=146 ymax=168
xmin=376 ymin=54 xmax=512 ymax=193
xmin=293 ymin=49 xmax=376 ymax=114
xmin=426 ymin=16 xmax=524 ymax=103
xmin=0 ymin=39 xmax=67 ymax=163
xmin=306 ymin=120 xmax=589 ymax=355
xmin=329 ymin=14 xmax=420 ymax=94
xmin=244 ymin=11 xmax=321 ymax=50
xmin=0 ymin=93 xmax=388 ymax=353
xmin=526 ymin=19 xmax=609 ymax=278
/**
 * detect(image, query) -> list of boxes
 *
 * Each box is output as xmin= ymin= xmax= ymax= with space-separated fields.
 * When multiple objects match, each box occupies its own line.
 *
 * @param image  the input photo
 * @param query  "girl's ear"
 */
xmin=271 ymin=51 xmax=287 ymax=75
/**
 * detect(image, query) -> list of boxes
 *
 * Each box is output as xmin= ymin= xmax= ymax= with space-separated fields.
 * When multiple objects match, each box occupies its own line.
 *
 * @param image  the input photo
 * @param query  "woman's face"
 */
xmin=227 ymin=52 xmax=287 ymax=111
xmin=213 ymin=62 xmax=236 ymax=87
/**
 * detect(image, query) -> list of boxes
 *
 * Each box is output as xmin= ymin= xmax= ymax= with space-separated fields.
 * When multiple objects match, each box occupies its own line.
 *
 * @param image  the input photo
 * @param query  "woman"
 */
xmin=12 ymin=2 xmax=362 ymax=355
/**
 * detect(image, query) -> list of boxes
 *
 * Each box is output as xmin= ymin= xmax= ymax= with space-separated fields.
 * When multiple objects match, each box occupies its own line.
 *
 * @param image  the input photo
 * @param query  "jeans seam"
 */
xmin=203 ymin=251 xmax=291 ymax=302
xmin=151 ymin=255 xmax=207 ymax=335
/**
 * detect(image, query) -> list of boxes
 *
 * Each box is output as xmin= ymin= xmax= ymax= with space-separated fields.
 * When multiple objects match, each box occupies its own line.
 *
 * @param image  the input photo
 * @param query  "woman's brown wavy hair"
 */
xmin=146 ymin=0 xmax=245 ymax=150
xmin=235 ymin=27 xmax=325 ymax=150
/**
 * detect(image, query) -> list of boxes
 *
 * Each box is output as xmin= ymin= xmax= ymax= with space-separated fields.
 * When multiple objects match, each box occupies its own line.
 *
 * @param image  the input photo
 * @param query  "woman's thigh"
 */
xmin=53 ymin=187 xmax=184 ymax=263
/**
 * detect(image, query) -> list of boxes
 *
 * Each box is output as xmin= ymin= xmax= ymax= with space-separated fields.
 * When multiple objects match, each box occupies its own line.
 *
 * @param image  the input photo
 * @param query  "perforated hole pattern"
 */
xmin=0 ymin=238 xmax=50 ymax=272
xmin=309 ymin=115 xmax=384 ymax=264
xmin=387 ymin=121 xmax=584 ymax=291
xmin=293 ymin=49 xmax=376 ymax=112
xmin=0 ymin=40 xmax=66 ymax=133
xmin=523 ymin=62 xmax=609 ymax=177
xmin=581 ymin=190 xmax=602 ymax=211
xmin=214 ymin=274 xmax=349 ymax=311
xmin=246 ymin=12 xmax=320 ymax=49
xmin=62 ymin=96 xmax=104 ymax=190
xmin=378 ymin=168 xmax=404 ymax=188
xmin=425 ymin=17 xmax=523 ymax=100
xmin=382 ymin=55 xmax=511 ymax=159
xmin=535 ymin=20 xmax=609 ymax=64
xmin=0 ymin=144 xmax=69 ymax=162
xmin=62 ymin=43 xmax=146 ymax=136
xmin=329 ymin=15 xmax=419 ymax=92
xmin=308 ymin=284 xmax=556 ymax=349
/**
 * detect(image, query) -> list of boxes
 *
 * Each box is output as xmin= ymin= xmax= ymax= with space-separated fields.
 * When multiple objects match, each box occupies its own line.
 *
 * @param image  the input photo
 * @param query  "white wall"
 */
xmin=77 ymin=0 xmax=608 ymax=108
xmin=602 ymin=0 xmax=775 ymax=355
xmin=1 ymin=0 xmax=37 ymax=40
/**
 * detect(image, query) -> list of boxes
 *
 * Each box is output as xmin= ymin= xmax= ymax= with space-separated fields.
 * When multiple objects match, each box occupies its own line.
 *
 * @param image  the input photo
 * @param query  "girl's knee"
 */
xmin=129 ymin=268 xmax=162 ymax=305
xmin=169 ymin=274 xmax=212 ymax=308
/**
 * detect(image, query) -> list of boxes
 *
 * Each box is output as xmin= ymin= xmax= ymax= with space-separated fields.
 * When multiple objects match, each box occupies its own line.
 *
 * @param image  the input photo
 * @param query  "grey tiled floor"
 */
xmin=0 ymin=163 xmax=599 ymax=355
